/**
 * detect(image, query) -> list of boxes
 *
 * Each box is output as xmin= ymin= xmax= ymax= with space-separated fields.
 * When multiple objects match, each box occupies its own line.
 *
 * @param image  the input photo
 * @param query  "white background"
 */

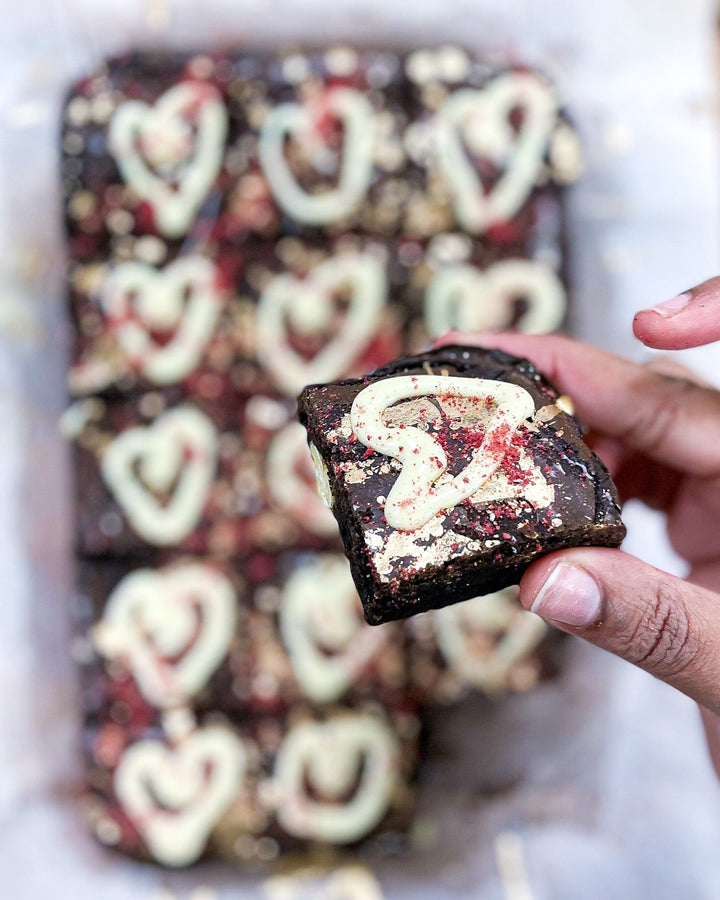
xmin=2 ymin=0 xmax=720 ymax=897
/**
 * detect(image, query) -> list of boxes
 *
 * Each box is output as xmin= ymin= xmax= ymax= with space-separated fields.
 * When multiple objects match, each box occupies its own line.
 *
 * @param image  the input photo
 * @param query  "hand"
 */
xmin=436 ymin=275 xmax=720 ymax=776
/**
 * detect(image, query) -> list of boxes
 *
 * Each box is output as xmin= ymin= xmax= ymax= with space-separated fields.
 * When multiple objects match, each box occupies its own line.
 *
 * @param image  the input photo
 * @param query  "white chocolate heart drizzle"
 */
xmin=258 ymin=88 xmax=375 ymax=224
xmin=92 ymin=562 xmax=236 ymax=708
xmin=101 ymin=406 xmax=217 ymax=545
xmin=114 ymin=725 xmax=245 ymax=867
xmin=257 ymin=251 xmax=386 ymax=396
xmin=433 ymin=74 xmax=558 ymax=233
xmin=266 ymin=423 xmax=338 ymax=537
xmin=425 ymin=259 xmax=566 ymax=337
xmin=271 ymin=714 xmax=398 ymax=843
xmin=350 ymin=375 xmax=535 ymax=531
xmin=109 ymin=82 xmax=227 ymax=238
xmin=101 ymin=256 xmax=223 ymax=384
xmin=433 ymin=588 xmax=546 ymax=693
xmin=279 ymin=555 xmax=388 ymax=703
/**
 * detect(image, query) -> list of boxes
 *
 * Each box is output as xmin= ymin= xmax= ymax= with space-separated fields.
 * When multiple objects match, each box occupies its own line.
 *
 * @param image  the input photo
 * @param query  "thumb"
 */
xmin=519 ymin=548 xmax=720 ymax=714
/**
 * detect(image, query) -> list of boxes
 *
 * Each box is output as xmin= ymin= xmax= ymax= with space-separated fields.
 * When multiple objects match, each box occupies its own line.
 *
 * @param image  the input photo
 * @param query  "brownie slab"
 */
xmin=298 ymin=345 xmax=625 ymax=624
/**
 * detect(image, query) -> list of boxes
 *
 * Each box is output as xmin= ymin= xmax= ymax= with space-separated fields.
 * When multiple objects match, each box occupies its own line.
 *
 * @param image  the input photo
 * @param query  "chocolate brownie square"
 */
xmin=395 ymin=226 xmax=569 ymax=355
xmin=401 ymin=46 xmax=582 ymax=240
xmin=226 ymin=45 xmax=409 ymax=238
xmin=218 ymin=551 xmax=408 ymax=713
xmin=235 ymin=236 xmax=406 ymax=398
xmin=298 ymin=345 xmax=625 ymax=624
xmin=62 ymin=51 xmax=240 ymax=254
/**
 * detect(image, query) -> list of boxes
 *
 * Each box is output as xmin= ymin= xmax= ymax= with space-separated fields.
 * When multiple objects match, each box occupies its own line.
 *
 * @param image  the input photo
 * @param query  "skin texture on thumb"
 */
xmin=518 ymin=547 xmax=720 ymax=715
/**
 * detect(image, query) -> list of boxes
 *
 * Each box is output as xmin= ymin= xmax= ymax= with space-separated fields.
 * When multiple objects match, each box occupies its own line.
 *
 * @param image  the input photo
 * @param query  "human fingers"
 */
xmin=434 ymin=332 xmax=720 ymax=477
xmin=518 ymin=547 xmax=720 ymax=714
xmin=633 ymin=276 xmax=720 ymax=350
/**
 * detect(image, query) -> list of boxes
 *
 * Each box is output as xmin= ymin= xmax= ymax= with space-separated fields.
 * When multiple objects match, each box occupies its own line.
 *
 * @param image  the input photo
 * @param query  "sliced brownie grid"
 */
xmin=63 ymin=45 xmax=583 ymax=866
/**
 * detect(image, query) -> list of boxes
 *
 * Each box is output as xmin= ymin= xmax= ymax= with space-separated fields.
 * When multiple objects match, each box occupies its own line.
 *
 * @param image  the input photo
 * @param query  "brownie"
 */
xmin=402 ymin=47 xmax=583 ymax=240
xmin=298 ymin=345 xmax=625 ymax=624
xmin=227 ymin=46 xmax=410 ymax=238
xmin=406 ymin=586 xmax=565 ymax=703
xmin=398 ymin=226 xmax=569 ymax=355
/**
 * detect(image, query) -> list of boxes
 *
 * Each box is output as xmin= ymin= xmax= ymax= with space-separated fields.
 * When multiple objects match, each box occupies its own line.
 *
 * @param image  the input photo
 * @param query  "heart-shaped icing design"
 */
xmin=101 ymin=256 xmax=223 ymax=384
xmin=101 ymin=406 xmax=217 ymax=545
xmin=257 ymin=251 xmax=386 ymax=396
xmin=93 ymin=562 xmax=236 ymax=708
xmin=433 ymin=588 xmax=546 ymax=692
xmin=263 ymin=864 xmax=384 ymax=900
xmin=272 ymin=714 xmax=398 ymax=843
xmin=108 ymin=82 xmax=227 ymax=237
xmin=351 ymin=375 xmax=535 ymax=531
xmin=258 ymin=87 xmax=375 ymax=225
xmin=266 ymin=423 xmax=338 ymax=537
xmin=114 ymin=725 xmax=245 ymax=866
xmin=425 ymin=259 xmax=566 ymax=337
xmin=279 ymin=555 xmax=388 ymax=702
xmin=433 ymin=74 xmax=558 ymax=233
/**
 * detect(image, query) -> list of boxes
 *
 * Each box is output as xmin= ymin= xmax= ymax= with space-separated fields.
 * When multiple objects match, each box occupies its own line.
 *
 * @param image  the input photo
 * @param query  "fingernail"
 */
xmin=650 ymin=292 xmax=691 ymax=318
xmin=530 ymin=563 xmax=602 ymax=627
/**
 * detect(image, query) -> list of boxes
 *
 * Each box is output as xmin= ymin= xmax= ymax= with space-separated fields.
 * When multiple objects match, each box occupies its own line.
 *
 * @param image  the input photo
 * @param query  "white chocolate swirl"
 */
xmin=433 ymin=74 xmax=558 ymax=233
xmin=434 ymin=588 xmax=546 ymax=693
xmin=256 ymin=251 xmax=386 ymax=396
xmin=350 ymin=375 xmax=535 ymax=531
xmin=101 ymin=256 xmax=223 ymax=384
xmin=279 ymin=555 xmax=388 ymax=703
xmin=266 ymin=424 xmax=338 ymax=536
xmin=425 ymin=259 xmax=566 ymax=337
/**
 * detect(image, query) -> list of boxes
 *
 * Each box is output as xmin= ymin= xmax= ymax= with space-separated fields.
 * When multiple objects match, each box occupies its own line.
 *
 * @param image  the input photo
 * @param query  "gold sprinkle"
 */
xmin=533 ymin=404 xmax=560 ymax=424
xmin=68 ymin=190 xmax=97 ymax=220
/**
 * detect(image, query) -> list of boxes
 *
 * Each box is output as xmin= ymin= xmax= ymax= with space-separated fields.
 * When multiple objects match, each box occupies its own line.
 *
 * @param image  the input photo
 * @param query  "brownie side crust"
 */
xmin=298 ymin=346 xmax=626 ymax=624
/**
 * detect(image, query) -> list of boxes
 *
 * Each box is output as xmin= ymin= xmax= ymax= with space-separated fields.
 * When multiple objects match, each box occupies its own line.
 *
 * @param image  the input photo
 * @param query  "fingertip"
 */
xmin=632 ymin=308 xmax=686 ymax=350
xmin=632 ymin=309 xmax=654 ymax=345
xmin=633 ymin=277 xmax=720 ymax=350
